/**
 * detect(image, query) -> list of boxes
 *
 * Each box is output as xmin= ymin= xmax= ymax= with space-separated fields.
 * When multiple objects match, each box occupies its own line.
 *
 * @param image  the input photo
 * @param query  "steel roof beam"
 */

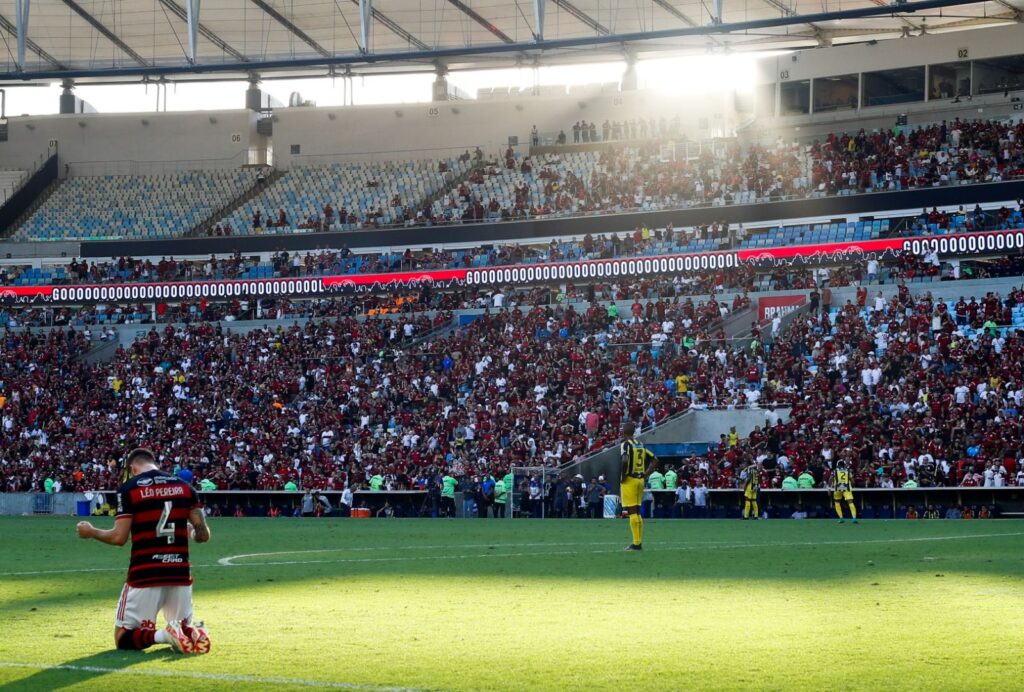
xmin=865 ymin=0 xmax=921 ymax=31
xmin=186 ymin=0 xmax=200 ymax=63
xmin=0 ymin=0 xmax=990 ymax=81
xmin=651 ymin=0 xmax=698 ymax=27
xmin=155 ymin=0 xmax=248 ymax=62
xmin=759 ymin=0 xmax=830 ymax=42
xmin=358 ymin=0 xmax=371 ymax=52
xmin=248 ymin=0 xmax=332 ymax=57
xmin=447 ymin=0 xmax=514 ymax=43
xmin=0 ymin=11 xmax=66 ymax=69
xmin=552 ymin=0 xmax=610 ymax=35
xmin=59 ymin=0 xmax=149 ymax=66
xmin=15 ymin=0 xmax=28 ymax=69
xmin=349 ymin=0 xmax=430 ymax=51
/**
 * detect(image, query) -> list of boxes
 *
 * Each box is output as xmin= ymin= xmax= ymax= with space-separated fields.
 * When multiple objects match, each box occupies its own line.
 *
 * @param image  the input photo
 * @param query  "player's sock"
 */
xmin=629 ymin=513 xmax=641 ymax=545
xmin=154 ymin=630 xmax=172 ymax=645
xmin=848 ymin=503 xmax=858 ymax=520
xmin=117 ymin=628 xmax=156 ymax=650
xmin=636 ymin=514 xmax=644 ymax=545
xmin=742 ymin=501 xmax=749 ymax=519
xmin=752 ymin=501 xmax=759 ymax=518
xmin=834 ymin=502 xmax=843 ymax=519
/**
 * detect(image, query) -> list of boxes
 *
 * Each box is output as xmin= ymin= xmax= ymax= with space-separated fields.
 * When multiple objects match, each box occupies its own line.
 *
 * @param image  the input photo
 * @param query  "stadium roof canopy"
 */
xmin=0 ymin=0 xmax=1021 ymax=83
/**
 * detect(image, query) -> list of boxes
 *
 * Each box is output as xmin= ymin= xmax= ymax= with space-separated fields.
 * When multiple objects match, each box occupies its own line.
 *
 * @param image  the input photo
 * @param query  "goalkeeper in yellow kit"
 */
xmin=620 ymin=422 xmax=658 ymax=551
xmin=832 ymin=458 xmax=858 ymax=524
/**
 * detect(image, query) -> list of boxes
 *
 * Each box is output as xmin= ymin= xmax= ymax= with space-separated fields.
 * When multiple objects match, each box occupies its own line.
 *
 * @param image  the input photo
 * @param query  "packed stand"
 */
xmin=668 ymin=286 xmax=1024 ymax=494
xmin=2 ymin=293 xmax=777 ymax=493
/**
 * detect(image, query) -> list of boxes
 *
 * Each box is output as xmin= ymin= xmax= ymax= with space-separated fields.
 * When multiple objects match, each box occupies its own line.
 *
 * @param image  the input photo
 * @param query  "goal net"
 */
xmin=509 ymin=466 xmax=558 ymax=519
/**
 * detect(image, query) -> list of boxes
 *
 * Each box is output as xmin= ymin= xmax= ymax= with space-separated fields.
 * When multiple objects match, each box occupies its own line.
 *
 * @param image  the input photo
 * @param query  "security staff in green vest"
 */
xmin=503 ymin=471 xmax=514 ymax=497
xmin=284 ymin=479 xmax=298 ymax=492
xmin=44 ymin=477 xmax=55 ymax=493
xmin=647 ymin=467 xmax=666 ymax=518
xmin=369 ymin=474 xmax=385 ymax=491
xmin=664 ymin=466 xmax=678 ymax=490
xmin=493 ymin=477 xmax=508 ymax=518
xmin=199 ymin=478 xmax=217 ymax=492
xmin=781 ymin=474 xmax=798 ymax=490
xmin=648 ymin=469 xmax=665 ymax=490
xmin=797 ymin=471 xmax=816 ymax=488
xmin=440 ymin=474 xmax=457 ymax=517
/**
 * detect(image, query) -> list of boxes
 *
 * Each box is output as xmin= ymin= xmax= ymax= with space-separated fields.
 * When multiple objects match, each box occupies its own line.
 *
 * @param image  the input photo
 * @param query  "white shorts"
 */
xmin=114 ymin=584 xmax=193 ymax=630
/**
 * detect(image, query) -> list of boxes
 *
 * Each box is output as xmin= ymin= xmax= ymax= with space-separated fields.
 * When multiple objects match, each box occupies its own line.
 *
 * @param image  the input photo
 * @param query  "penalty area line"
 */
xmin=218 ymin=531 xmax=1024 ymax=568
xmin=0 ymin=661 xmax=421 ymax=691
xmin=3 ymin=532 xmax=1021 ymax=577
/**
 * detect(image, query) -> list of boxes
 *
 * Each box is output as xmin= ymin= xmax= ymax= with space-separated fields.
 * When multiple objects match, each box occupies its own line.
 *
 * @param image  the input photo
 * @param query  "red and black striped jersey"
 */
xmin=116 ymin=469 xmax=200 ymax=588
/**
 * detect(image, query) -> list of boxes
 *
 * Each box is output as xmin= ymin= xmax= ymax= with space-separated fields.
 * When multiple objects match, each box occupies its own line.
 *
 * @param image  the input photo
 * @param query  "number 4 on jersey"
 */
xmin=156 ymin=501 xmax=176 ymax=544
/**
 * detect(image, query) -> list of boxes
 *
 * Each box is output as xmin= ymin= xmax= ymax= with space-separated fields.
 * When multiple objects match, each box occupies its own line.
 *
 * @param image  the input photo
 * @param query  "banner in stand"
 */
xmin=2 ymin=228 xmax=1022 ymax=306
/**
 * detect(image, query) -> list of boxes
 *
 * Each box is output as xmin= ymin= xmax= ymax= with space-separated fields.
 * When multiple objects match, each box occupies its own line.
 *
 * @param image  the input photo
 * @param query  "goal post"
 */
xmin=509 ymin=466 xmax=556 ymax=519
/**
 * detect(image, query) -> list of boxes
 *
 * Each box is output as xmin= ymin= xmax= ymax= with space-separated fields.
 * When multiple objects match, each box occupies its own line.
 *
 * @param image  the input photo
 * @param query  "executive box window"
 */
xmin=929 ymin=62 xmax=971 ymax=99
xmin=861 ymin=66 xmax=925 ymax=107
xmin=780 ymin=80 xmax=810 ymax=115
xmin=813 ymin=74 xmax=859 ymax=112
xmin=973 ymin=54 xmax=1024 ymax=95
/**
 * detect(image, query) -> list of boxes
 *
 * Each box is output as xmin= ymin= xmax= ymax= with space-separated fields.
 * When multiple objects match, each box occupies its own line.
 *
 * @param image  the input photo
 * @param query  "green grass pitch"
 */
xmin=0 ymin=517 xmax=1022 ymax=691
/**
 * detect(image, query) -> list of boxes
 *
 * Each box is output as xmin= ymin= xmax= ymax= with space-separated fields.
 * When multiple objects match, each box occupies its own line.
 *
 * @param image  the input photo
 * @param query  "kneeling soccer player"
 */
xmin=76 ymin=448 xmax=212 ymax=654
xmin=831 ymin=459 xmax=858 ymax=524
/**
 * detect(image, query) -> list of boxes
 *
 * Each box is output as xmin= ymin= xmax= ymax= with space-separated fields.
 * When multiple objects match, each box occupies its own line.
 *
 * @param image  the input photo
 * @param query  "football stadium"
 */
xmin=1 ymin=0 xmax=1024 ymax=688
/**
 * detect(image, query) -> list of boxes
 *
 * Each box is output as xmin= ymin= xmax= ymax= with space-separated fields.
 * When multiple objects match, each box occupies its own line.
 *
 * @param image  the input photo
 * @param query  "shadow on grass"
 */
xmin=3 ymin=519 xmax=1023 ymax=617
xmin=0 ymin=648 xmax=176 ymax=690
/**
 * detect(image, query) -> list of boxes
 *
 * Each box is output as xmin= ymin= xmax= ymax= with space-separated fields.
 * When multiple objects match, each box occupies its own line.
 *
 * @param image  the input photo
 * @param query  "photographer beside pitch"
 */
xmin=75 ymin=448 xmax=212 ymax=654
xmin=620 ymin=422 xmax=659 ymax=551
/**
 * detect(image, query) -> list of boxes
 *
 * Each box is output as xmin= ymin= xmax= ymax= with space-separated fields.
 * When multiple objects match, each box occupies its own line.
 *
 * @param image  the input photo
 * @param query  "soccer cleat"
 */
xmin=851 ymin=519 xmax=859 ymax=524
xmin=165 ymin=621 xmax=195 ymax=654
xmin=837 ymin=519 xmax=845 ymax=524
xmin=625 ymin=544 xmax=643 ymax=551
xmin=183 ymin=620 xmax=211 ymax=655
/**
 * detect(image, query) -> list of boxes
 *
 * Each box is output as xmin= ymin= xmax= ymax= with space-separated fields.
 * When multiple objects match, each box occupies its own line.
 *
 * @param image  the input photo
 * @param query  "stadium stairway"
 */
xmin=192 ymin=168 xmax=285 ymax=237
xmin=2 ymin=177 xmax=64 ymax=240
xmin=557 ymin=406 xmax=793 ymax=493
xmin=423 ymin=163 xmax=477 ymax=219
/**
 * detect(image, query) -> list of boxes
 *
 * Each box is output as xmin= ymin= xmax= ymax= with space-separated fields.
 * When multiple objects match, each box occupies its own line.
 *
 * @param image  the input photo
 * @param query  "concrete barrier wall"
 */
xmin=0 ymin=493 xmax=87 ymax=515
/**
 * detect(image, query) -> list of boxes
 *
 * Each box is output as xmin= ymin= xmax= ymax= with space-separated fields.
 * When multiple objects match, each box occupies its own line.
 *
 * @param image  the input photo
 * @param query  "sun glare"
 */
xmin=638 ymin=53 xmax=759 ymax=95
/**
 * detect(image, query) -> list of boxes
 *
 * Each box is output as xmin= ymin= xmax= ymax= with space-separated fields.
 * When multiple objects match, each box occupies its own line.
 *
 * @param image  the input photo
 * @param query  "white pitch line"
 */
xmin=3 ymin=532 xmax=1021 ymax=578
xmin=0 ymin=661 xmax=421 ymax=691
xmin=220 ymin=531 xmax=1024 ymax=568
xmin=0 ymin=565 xmax=130 ymax=577
xmin=216 ymin=540 xmax=632 ymax=566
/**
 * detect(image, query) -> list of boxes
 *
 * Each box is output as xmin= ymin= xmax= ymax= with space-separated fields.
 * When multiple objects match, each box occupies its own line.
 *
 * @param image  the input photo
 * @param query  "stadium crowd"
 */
xmin=429 ymin=118 xmax=1024 ymax=222
xmin=2 ymin=293 xmax=771 ymax=494
xmin=671 ymin=287 xmax=1024 ymax=493
xmin=127 ymin=117 xmax=1024 ymax=234
xmin=4 ymin=252 xmax=1024 ymax=500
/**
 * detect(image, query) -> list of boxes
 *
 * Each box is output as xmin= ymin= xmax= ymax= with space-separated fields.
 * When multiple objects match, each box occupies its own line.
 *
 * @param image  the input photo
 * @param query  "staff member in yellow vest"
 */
xmin=620 ymin=422 xmax=658 ymax=551
xmin=832 ymin=458 xmax=858 ymax=524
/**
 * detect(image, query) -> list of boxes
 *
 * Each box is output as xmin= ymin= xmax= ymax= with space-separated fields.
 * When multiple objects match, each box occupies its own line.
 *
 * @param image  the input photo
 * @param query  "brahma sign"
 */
xmin=758 ymin=295 xmax=807 ymax=321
